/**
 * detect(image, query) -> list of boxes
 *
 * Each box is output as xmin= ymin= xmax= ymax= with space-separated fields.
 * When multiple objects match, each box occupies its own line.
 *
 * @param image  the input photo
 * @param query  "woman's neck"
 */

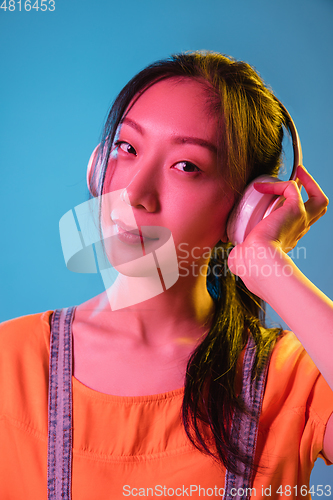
xmin=73 ymin=268 xmax=216 ymax=395
xmin=83 ymin=267 xmax=215 ymax=347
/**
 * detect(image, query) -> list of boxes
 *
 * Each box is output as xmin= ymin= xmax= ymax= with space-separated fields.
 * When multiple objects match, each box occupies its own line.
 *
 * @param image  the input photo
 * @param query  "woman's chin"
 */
xmin=111 ymin=252 xmax=162 ymax=279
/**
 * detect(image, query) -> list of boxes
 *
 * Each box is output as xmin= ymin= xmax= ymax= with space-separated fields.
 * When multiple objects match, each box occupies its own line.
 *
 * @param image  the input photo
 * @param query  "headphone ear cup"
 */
xmin=226 ymin=175 xmax=282 ymax=245
xmin=87 ymin=145 xmax=101 ymax=197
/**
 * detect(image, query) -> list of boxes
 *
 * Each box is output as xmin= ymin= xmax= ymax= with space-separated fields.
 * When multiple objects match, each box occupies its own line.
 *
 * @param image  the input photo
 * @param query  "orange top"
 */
xmin=0 ymin=311 xmax=332 ymax=499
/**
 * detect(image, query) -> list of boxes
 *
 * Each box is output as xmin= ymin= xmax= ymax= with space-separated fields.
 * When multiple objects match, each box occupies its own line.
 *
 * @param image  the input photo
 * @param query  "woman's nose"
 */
xmin=124 ymin=162 xmax=160 ymax=213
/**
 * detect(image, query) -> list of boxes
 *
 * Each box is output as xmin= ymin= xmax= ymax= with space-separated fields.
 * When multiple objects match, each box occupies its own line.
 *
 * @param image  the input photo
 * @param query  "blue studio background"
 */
xmin=1 ymin=0 xmax=332 ymax=487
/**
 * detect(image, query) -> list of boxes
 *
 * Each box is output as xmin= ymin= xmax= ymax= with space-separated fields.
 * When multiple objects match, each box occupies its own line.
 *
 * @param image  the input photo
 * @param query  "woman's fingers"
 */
xmin=295 ymin=165 xmax=329 ymax=219
xmin=254 ymin=165 xmax=329 ymax=222
xmin=253 ymin=178 xmax=302 ymax=206
xmin=295 ymin=175 xmax=303 ymax=192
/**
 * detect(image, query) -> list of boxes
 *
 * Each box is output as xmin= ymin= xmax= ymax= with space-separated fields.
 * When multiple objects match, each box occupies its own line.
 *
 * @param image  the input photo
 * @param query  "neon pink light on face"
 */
xmin=103 ymin=78 xmax=234 ymax=273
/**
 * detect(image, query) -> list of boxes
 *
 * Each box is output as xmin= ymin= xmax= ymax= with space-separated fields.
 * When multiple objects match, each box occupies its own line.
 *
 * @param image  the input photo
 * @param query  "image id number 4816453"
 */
xmin=0 ymin=0 xmax=55 ymax=11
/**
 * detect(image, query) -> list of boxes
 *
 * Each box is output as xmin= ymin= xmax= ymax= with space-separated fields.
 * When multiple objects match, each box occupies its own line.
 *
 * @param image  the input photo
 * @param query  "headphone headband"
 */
xmin=276 ymin=100 xmax=303 ymax=181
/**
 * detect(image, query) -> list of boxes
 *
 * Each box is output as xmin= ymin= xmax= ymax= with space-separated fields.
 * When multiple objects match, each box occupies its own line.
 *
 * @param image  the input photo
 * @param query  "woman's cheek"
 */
xmin=103 ymin=158 xmax=125 ymax=194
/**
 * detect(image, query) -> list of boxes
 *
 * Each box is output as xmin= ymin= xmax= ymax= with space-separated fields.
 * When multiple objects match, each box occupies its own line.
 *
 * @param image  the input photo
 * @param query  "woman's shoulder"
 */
xmin=268 ymin=329 xmax=327 ymax=385
xmin=269 ymin=328 xmax=329 ymax=374
xmin=263 ymin=329 xmax=333 ymax=421
xmin=0 ymin=311 xmax=54 ymax=432
xmin=271 ymin=329 xmax=309 ymax=363
xmin=0 ymin=310 xmax=53 ymax=360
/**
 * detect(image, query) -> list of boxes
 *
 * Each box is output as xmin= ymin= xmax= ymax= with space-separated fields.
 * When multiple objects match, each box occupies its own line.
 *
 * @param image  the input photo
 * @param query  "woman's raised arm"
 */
xmin=228 ymin=164 xmax=333 ymax=460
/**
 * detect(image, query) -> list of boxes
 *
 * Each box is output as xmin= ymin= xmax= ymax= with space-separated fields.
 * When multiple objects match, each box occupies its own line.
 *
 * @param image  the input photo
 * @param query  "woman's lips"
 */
xmin=112 ymin=219 xmax=159 ymax=245
xmin=115 ymin=226 xmax=144 ymax=245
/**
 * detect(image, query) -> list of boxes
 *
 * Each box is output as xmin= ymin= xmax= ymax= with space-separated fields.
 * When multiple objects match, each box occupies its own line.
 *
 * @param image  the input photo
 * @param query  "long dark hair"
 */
xmin=90 ymin=52 xmax=284 ymax=474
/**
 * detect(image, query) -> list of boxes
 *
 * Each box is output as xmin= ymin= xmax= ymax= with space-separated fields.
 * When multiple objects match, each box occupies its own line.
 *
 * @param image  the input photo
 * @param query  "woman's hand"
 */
xmin=227 ymin=165 xmax=329 ymax=296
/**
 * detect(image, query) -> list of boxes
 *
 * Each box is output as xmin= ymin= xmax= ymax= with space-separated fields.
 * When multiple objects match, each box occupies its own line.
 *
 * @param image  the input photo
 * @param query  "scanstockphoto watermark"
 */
xmin=123 ymin=484 xmax=240 ymax=497
xmin=177 ymin=243 xmax=307 ymax=279
xmin=123 ymin=484 xmax=332 ymax=497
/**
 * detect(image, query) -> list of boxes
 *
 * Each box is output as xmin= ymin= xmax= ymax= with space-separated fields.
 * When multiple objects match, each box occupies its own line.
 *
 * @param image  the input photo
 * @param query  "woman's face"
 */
xmin=101 ymin=78 xmax=235 ymax=275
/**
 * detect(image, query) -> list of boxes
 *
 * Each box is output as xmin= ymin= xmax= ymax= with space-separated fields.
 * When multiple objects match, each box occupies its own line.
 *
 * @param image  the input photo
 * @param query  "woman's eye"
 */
xmin=115 ymin=141 xmax=137 ymax=155
xmin=173 ymin=161 xmax=201 ymax=173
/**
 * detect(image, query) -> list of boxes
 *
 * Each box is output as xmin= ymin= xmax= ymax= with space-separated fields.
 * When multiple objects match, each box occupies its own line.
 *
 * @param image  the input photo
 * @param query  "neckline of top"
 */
xmin=48 ymin=307 xmax=186 ymax=403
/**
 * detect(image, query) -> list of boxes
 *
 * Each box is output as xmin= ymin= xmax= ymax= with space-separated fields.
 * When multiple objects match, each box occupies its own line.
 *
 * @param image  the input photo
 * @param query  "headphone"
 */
xmin=87 ymin=103 xmax=302 ymax=246
xmin=86 ymin=144 xmax=101 ymax=198
xmin=226 ymin=104 xmax=302 ymax=245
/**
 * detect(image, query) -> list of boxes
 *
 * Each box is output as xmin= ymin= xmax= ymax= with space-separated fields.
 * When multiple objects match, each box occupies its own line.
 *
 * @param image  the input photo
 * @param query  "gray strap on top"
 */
xmin=224 ymin=336 xmax=274 ymax=500
xmin=47 ymin=307 xmax=75 ymax=500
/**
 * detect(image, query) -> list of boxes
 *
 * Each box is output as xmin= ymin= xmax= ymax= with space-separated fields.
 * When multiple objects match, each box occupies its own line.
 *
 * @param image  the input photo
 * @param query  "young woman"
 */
xmin=1 ymin=52 xmax=332 ymax=499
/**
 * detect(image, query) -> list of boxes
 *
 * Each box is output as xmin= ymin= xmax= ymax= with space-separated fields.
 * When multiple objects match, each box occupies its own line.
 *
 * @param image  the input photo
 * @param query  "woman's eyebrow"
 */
xmin=120 ymin=117 xmax=217 ymax=154
xmin=120 ymin=117 xmax=145 ymax=135
xmin=172 ymin=136 xmax=217 ymax=155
